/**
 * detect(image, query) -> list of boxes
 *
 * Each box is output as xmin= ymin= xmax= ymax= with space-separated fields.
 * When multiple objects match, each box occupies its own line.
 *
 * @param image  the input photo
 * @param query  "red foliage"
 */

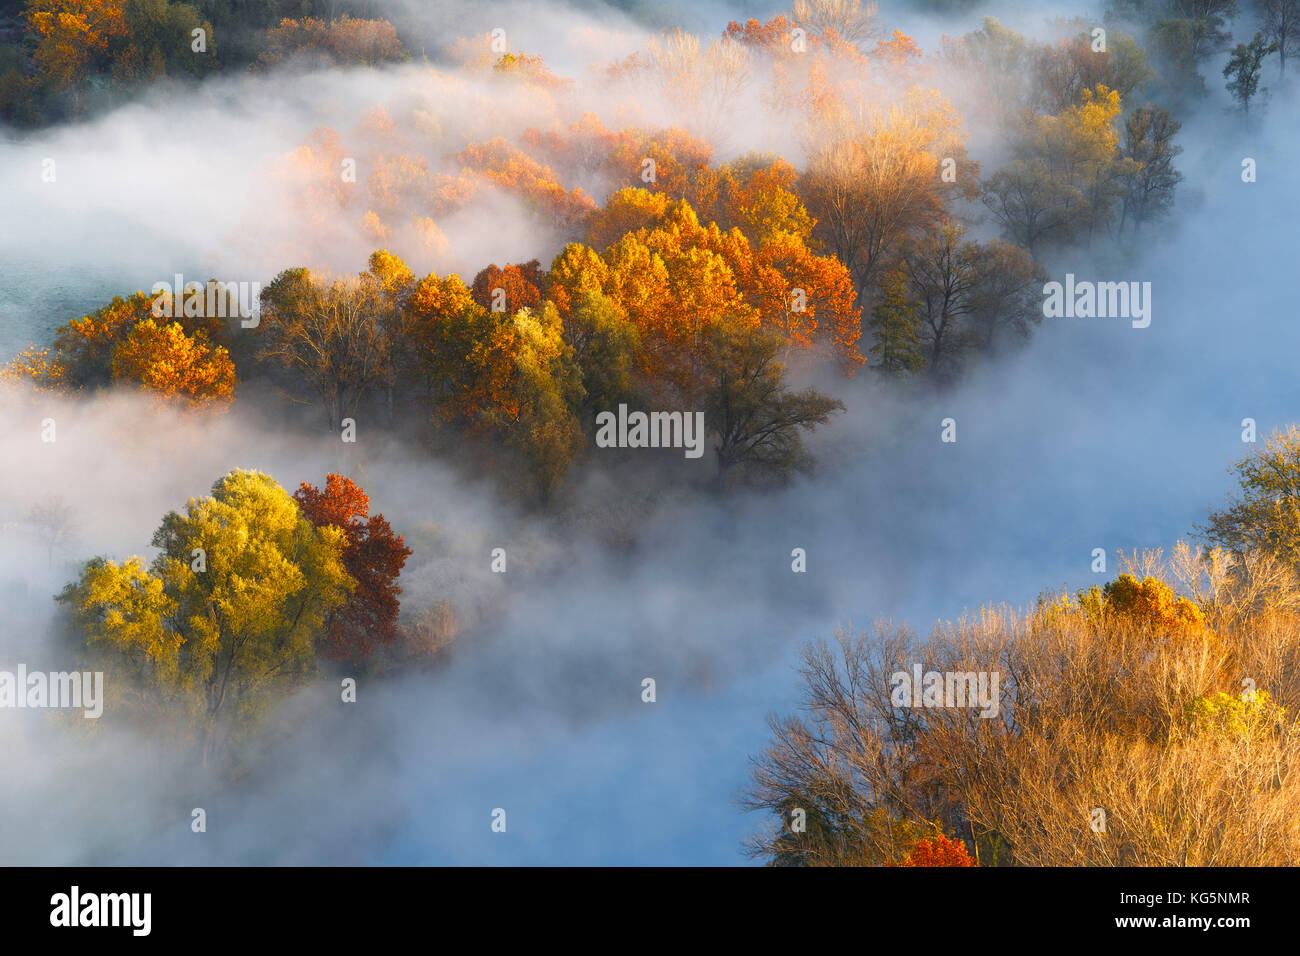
xmin=902 ymin=835 xmax=976 ymax=867
xmin=294 ymin=474 xmax=413 ymax=665
xmin=471 ymin=261 xmax=545 ymax=314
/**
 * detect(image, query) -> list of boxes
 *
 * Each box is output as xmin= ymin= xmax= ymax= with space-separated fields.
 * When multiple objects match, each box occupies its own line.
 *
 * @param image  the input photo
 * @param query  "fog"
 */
xmin=1 ymin=0 xmax=1296 ymax=864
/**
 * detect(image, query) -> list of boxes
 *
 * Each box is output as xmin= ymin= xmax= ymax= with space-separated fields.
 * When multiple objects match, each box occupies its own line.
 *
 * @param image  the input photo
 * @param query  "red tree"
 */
xmin=902 ymin=835 xmax=976 ymax=867
xmin=471 ymin=260 xmax=546 ymax=315
xmin=294 ymin=474 xmax=413 ymax=664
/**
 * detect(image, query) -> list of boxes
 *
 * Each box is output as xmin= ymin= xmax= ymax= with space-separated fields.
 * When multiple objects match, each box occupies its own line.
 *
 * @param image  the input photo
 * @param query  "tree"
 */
xmin=470 ymin=261 xmax=545 ymax=315
xmin=258 ymin=16 xmax=403 ymax=68
xmin=802 ymin=89 xmax=972 ymax=302
xmin=26 ymin=493 xmax=76 ymax=568
xmin=1260 ymin=0 xmax=1300 ymax=74
xmin=110 ymin=319 xmax=235 ymax=406
xmin=1202 ymin=425 xmax=1300 ymax=568
xmin=900 ymin=834 xmax=976 ymax=867
xmin=1171 ymin=0 xmax=1240 ymax=59
xmin=867 ymin=268 xmax=925 ymax=375
xmin=791 ymin=0 xmax=878 ymax=46
xmin=1032 ymin=23 xmax=1152 ymax=114
xmin=966 ymin=239 xmax=1046 ymax=352
xmin=641 ymin=30 xmax=751 ymax=146
xmin=1118 ymin=106 xmax=1183 ymax=235
xmin=902 ymin=221 xmax=980 ymax=376
xmin=1146 ymin=18 xmax=1209 ymax=106
xmin=58 ymin=470 xmax=353 ymax=762
xmin=24 ymin=0 xmax=127 ymax=92
xmin=294 ymin=474 xmax=412 ymax=666
xmin=983 ymin=85 xmax=1135 ymax=251
xmin=110 ymin=0 xmax=216 ymax=82
xmin=562 ymin=291 xmax=643 ymax=423
xmin=701 ymin=322 xmax=843 ymax=487
xmin=359 ymin=249 xmax=417 ymax=420
xmin=422 ymin=297 xmax=584 ymax=501
xmin=1223 ymin=32 xmax=1278 ymax=113
xmin=257 ymin=268 xmax=387 ymax=426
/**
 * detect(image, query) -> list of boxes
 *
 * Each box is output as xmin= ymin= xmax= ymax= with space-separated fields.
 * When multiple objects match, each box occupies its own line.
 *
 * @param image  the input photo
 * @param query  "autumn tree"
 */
xmin=801 ymin=89 xmax=973 ymax=303
xmin=701 ymin=322 xmax=843 ymax=487
xmin=257 ymin=267 xmax=387 ymax=426
xmin=456 ymin=137 xmax=597 ymax=237
xmin=359 ymin=249 xmax=418 ymax=419
xmin=982 ymin=85 xmax=1137 ymax=251
xmin=562 ymin=291 xmax=643 ymax=424
xmin=294 ymin=474 xmax=412 ymax=666
xmin=58 ymin=470 xmax=353 ymax=762
xmin=24 ymin=0 xmax=127 ymax=92
xmin=258 ymin=15 xmax=403 ymax=68
xmin=420 ymin=291 xmax=584 ymax=500
xmin=8 ymin=290 xmax=236 ymax=401
xmin=470 ymin=260 xmax=545 ymax=315
xmin=790 ymin=0 xmax=878 ymax=46
xmin=900 ymin=834 xmax=976 ymax=867
xmin=110 ymin=319 xmax=235 ymax=405
xmin=640 ymin=30 xmax=752 ymax=147
xmin=1031 ymin=21 xmax=1152 ymax=113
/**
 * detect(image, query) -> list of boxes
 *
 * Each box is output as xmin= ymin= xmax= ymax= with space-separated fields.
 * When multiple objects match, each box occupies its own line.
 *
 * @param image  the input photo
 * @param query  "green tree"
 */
xmin=867 ymin=268 xmax=926 ymax=375
xmin=1202 ymin=425 xmax=1300 ymax=567
xmin=58 ymin=470 xmax=353 ymax=763
xmin=1223 ymin=32 xmax=1279 ymax=113
xmin=701 ymin=322 xmax=843 ymax=487
xmin=1118 ymin=106 xmax=1183 ymax=235
xmin=563 ymin=290 xmax=644 ymax=424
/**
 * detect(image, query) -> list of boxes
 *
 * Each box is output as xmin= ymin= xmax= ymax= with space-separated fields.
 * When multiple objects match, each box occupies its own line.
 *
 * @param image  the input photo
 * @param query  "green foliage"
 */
xmin=1202 ymin=426 xmax=1300 ymax=566
xmin=1223 ymin=32 xmax=1279 ymax=113
xmin=867 ymin=268 xmax=926 ymax=375
xmin=563 ymin=290 xmax=644 ymax=422
xmin=701 ymin=322 xmax=844 ymax=487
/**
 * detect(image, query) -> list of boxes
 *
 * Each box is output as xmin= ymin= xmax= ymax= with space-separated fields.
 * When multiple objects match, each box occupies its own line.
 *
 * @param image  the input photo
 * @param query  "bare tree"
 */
xmin=790 ymin=0 xmax=879 ymax=46
xmin=26 ymin=494 xmax=75 ymax=567
xmin=257 ymin=268 xmax=387 ymax=426
xmin=1260 ymin=0 xmax=1300 ymax=73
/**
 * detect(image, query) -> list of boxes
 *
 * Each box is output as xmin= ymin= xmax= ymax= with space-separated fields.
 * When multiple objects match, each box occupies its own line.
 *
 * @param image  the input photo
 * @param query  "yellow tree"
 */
xmin=111 ymin=319 xmax=236 ymax=406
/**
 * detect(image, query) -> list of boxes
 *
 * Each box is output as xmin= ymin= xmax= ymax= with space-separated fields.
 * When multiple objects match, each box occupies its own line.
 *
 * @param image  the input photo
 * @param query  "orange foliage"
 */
xmin=110 ymin=319 xmax=235 ymax=406
xmin=901 ymin=835 xmax=976 ymax=867
xmin=25 ymin=0 xmax=127 ymax=86
xmin=260 ymin=16 xmax=403 ymax=67
xmin=456 ymin=137 xmax=597 ymax=234
xmin=1102 ymin=574 xmax=1209 ymax=636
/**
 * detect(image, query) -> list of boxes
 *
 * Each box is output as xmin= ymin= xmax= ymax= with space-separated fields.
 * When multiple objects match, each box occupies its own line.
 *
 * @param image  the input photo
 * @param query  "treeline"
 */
xmin=746 ymin=428 xmax=1300 ymax=866
xmin=0 ymin=0 xmax=402 ymax=125
xmin=4 ymin=3 xmax=1215 ymax=500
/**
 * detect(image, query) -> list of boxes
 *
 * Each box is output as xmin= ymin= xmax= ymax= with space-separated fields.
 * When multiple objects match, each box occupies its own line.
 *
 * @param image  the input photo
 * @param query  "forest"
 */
xmin=1 ymin=0 xmax=1298 ymax=868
